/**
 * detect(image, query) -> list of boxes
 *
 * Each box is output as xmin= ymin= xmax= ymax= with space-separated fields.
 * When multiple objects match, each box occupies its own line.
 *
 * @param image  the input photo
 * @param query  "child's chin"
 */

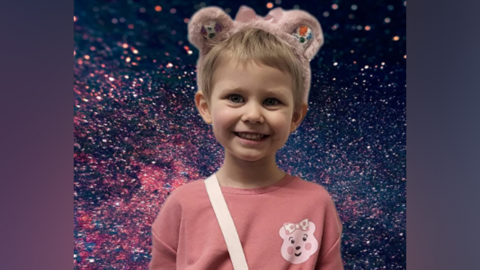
xmin=233 ymin=151 xmax=269 ymax=162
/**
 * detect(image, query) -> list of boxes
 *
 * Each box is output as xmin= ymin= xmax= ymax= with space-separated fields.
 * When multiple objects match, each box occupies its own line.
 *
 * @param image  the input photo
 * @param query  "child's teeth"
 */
xmin=238 ymin=133 xmax=264 ymax=140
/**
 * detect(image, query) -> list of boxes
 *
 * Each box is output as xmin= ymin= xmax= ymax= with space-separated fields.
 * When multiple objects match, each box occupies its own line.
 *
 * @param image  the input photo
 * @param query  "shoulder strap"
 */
xmin=204 ymin=173 xmax=250 ymax=270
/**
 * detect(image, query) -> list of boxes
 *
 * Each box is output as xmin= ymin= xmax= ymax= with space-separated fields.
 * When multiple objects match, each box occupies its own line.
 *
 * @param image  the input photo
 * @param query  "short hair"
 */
xmin=198 ymin=28 xmax=305 ymax=111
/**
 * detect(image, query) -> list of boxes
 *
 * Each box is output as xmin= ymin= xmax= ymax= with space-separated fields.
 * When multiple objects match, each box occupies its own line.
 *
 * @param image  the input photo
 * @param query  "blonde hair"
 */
xmin=198 ymin=28 xmax=305 ymax=111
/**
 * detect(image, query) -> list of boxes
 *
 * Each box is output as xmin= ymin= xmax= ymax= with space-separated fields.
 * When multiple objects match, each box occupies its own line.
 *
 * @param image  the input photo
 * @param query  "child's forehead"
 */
xmin=214 ymin=61 xmax=290 ymax=85
xmin=216 ymin=56 xmax=263 ymax=70
xmin=214 ymin=56 xmax=288 ymax=77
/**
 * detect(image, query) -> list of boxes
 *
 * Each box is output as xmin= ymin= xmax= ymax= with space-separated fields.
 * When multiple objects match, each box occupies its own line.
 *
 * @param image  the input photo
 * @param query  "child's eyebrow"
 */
xmin=223 ymin=87 xmax=290 ymax=99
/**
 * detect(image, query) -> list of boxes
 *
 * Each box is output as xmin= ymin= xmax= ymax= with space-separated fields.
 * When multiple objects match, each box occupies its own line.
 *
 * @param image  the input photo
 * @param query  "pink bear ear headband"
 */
xmin=187 ymin=6 xmax=324 ymax=104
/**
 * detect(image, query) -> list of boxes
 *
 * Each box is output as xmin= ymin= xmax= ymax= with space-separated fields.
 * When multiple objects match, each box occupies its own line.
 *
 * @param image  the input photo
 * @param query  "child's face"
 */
xmin=196 ymin=59 xmax=307 ymax=162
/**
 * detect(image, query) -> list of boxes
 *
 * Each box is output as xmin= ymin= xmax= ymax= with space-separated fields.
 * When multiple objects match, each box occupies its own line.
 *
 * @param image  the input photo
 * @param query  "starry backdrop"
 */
xmin=74 ymin=0 xmax=406 ymax=269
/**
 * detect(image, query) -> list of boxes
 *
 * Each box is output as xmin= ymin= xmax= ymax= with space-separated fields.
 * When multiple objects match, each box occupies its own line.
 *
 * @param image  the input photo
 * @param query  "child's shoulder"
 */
xmin=159 ymin=177 xmax=215 ymax=216
xmin=163 ymin=177 xmax=207 ymax=204
xmin=168 ymin=177 xmax=205 ymax=195
xmin=292 ymin=176 xmax=341 ymax=218
xmin=293 ymin=175 xmax=336 ymax=203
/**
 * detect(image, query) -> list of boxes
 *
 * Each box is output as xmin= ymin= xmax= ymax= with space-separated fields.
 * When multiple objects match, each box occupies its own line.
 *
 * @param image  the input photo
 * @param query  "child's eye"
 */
xmin=264 ymin=98 xmax=280 ymax=106
xmin=228 ymin=94 xmax=244 ymax=103
xmin=227 ymin=95 xmax=280 ymax=105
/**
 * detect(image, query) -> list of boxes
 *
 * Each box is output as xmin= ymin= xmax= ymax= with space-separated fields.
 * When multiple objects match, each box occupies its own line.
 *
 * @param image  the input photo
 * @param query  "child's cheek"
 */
xmin=212 ymin=107 xmax=236 ymax=128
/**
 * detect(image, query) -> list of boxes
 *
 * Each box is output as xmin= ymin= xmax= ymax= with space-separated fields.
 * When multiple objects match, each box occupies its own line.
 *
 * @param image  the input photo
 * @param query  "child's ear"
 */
xmin=195 ymin=91 xmax=213 ymax=124
xmin=290 ymin=103 xmax=308 ymax=133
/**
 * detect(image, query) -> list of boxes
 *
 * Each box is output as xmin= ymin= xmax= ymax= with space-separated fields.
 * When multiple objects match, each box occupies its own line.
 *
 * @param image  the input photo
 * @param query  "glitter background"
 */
xmin=74 ymin=0 xmax=406 ymax=269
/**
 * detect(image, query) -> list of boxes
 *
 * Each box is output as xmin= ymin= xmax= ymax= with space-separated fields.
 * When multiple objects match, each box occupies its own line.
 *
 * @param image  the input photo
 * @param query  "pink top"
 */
xmin=149 ymin=174 xmax=344 ymax=269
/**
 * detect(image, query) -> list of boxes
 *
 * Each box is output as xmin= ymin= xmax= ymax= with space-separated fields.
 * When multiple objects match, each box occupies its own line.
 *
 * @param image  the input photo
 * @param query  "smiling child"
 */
xmin=149 ymin=6 xmax=344 ymax=270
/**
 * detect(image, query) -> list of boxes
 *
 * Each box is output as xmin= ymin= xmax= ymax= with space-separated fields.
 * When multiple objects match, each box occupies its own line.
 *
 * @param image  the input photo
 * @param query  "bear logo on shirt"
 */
xmin=278 ymin=218 xmax=319 ymax=264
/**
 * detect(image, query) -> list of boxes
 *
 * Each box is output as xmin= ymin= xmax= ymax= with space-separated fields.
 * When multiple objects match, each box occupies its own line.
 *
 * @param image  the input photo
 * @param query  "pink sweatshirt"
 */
xmin=149 ymin=173 xmax=344 ymax=269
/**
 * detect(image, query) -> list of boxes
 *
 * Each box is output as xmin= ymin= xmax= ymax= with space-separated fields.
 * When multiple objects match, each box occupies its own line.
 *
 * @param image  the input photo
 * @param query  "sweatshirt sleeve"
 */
xmin=315 ymin=196 xmax=344 ymax=270
xmin=149 ymin=191 xmax=183 ymax=270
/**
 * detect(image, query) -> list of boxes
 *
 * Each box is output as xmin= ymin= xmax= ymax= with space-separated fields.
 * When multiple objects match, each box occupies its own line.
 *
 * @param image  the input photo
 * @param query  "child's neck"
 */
xmin=215 ymin=151 xmax=286 ymax=189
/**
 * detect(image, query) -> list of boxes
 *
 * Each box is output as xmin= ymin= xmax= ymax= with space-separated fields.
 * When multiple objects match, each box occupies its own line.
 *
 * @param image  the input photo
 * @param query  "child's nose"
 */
xmin=241 ymin=103 xmax=264 ymax=124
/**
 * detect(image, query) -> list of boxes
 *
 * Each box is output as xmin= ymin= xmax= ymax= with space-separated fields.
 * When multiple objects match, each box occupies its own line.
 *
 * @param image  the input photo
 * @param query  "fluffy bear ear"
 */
xmin=187 ymin=7 xmax=234 ymax=55
xmin=280 ymin=9 xmax=324 ymax=61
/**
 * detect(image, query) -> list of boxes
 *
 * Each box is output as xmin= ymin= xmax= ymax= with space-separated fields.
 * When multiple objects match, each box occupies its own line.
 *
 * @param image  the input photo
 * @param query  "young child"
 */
xmin=149 ymin=6 xmax=344 ymax=269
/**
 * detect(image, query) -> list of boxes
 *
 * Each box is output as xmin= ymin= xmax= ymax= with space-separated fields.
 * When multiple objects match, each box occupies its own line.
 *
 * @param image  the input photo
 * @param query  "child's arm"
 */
xmin=315 ymin=196 xmax=344 ymax=270
xmin=149 ymin=193 xmax=182 ymax=269
xmin=315 ymin=234 xmax=344 ymax=270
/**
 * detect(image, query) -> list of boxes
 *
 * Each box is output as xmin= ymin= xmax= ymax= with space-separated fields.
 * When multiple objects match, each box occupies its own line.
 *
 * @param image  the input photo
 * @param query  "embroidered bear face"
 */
xmin=278 ymin=218 xmax=319 ymax=264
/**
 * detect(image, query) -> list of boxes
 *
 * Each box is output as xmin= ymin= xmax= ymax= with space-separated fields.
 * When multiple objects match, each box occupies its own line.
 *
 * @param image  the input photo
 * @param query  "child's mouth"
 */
xmin=233 ymin=132 xmax=270 ymax=142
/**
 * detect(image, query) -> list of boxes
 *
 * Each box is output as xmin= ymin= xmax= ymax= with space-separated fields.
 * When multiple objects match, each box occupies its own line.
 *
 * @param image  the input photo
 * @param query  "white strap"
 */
xmin=204 ymin=173 xmax=250 ymax=270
